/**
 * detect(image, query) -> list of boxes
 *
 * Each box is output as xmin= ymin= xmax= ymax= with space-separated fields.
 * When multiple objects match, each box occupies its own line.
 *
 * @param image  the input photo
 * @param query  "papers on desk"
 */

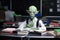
xmin=17 ymin=30 xmax=29 ymax=36
xmin=41 ymin=31 xmax=56 ymax=36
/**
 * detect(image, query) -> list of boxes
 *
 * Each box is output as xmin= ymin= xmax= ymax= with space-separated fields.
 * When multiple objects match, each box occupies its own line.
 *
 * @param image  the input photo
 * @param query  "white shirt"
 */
xmin=18 ymin=17 xmax=46 ymax=32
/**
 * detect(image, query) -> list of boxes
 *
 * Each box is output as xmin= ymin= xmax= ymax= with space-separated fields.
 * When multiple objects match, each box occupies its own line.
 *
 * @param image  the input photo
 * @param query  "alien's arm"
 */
xmin=17 ymin=21 xmax=26 ymax=31
xmin=39 ymin=20 xmax=46 ymax=31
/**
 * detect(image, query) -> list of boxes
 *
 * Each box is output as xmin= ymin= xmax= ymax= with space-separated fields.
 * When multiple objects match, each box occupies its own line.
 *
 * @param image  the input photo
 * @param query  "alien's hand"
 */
xmin=26 ymin=21 xmax=34 ymax=28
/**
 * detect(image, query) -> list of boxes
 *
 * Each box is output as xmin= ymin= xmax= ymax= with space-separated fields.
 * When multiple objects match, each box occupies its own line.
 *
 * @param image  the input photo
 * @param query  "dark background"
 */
xmin=12 ymin=0 xmax=40 ymax=16
xmin=0 ymin=0 xmax=10 ymax=9
xmin=0 ymin=0 xmax=60 ymax=17
xmin=0 ymin=0 xmax=40 ymax=16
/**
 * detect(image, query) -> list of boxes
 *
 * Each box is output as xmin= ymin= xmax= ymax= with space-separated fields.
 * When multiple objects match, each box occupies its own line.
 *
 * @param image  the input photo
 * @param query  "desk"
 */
xmin=0 ymin=33 xmax=26 ymax=40
xmin=26 ymin=32 xmax=54 ymax=40
xmin=0 ymin=32 xmax=55 ymax=40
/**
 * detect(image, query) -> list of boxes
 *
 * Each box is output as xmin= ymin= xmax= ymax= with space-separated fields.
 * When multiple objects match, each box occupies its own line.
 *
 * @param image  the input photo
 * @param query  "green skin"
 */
xmin=26 ymin=5 xmax=39 ymax=28
xmin=27 ymin=5 xmax=39 ymax=20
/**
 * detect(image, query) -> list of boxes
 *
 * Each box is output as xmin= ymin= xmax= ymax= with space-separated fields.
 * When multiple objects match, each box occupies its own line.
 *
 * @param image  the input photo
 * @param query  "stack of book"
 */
xmin=1 ymin=28 xmax=17 ymax=34
xmin=49 ymin=20 xmax=60 ymax=27
xmin=54 ymin=29 xmax=60 ymax=36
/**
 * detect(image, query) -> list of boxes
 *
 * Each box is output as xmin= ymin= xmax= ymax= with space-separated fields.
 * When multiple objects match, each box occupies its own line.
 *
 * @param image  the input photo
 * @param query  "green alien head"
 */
xmin=26 ymin=5 xmax=39 ymax=19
